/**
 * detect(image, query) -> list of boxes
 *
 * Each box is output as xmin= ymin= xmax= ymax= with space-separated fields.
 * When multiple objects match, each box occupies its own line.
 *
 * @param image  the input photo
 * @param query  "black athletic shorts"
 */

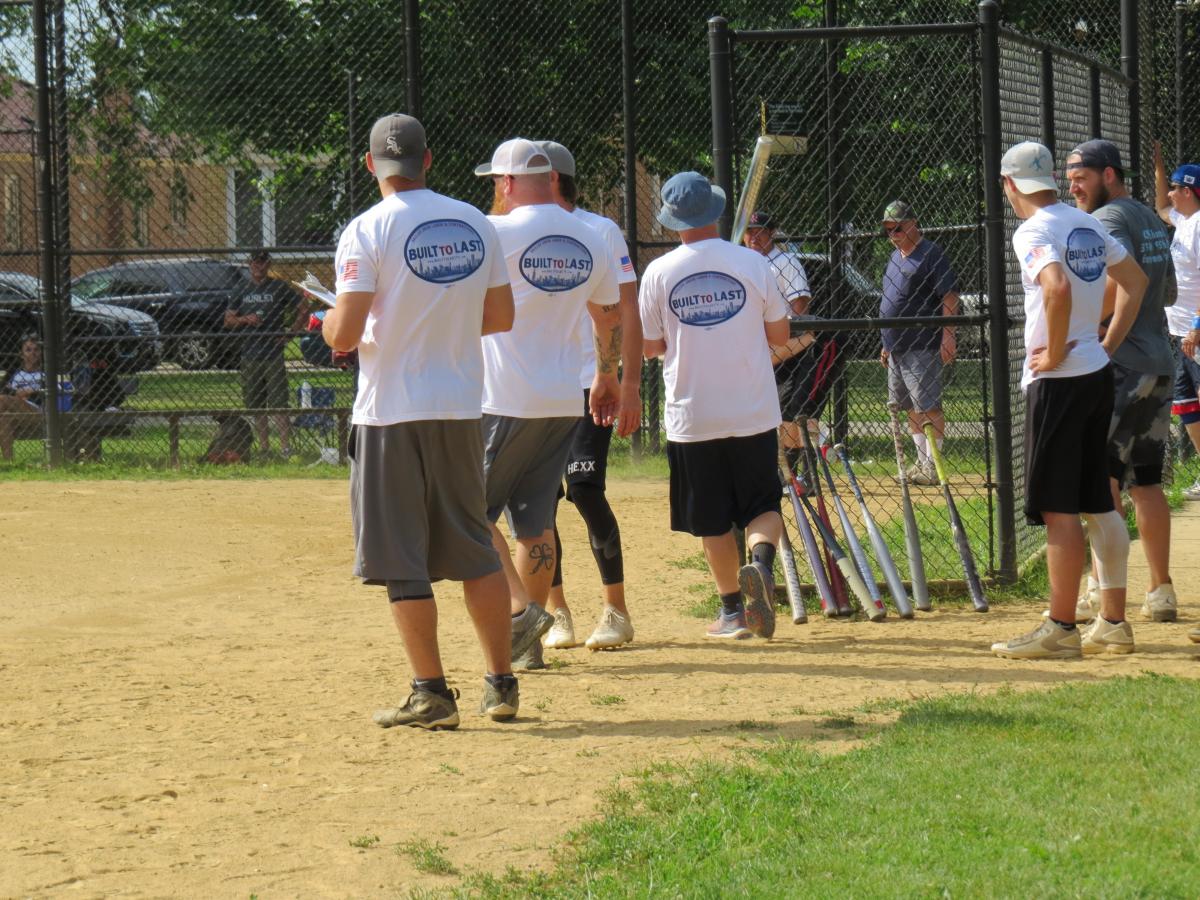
xmin=1024 ymin=365 xmax=1115 ymax=527
xmin=777 ymin=339 xmax=838 ymax=422
xmin=667 ymin=428 xmax=782 ymax=537
xmin=565 ymin=388 xmax=611 ymax=495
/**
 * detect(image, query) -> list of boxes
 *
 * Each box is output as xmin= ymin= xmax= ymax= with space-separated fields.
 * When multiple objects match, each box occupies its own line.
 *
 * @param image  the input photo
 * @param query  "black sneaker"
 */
xmin=480 ymin=677 xmax=520 ymax=721
xmin=373 ymin=688 xmax=461 ymax=730
xmin=513 ymin=639 xmax=547 ymax=671
xmin=511 ymin=603 xmax=554 ymax=661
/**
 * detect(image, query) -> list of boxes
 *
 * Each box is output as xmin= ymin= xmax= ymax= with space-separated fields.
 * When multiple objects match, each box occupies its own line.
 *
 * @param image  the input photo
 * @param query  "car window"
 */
xmin=174 ymin=263 xmax=247 ymax=291
xmin=0 ymin=273 xmax=39 ymax=299
xmin=73 ymin=273 xmax=114 ymax=300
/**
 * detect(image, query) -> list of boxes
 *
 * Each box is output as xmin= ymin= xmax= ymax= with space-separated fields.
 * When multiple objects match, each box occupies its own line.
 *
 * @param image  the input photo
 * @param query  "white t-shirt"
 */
xmin=1165 ymin=208 xmax=1200 ymax=337
xmin=334 ymin=189 xmax=509 ymax=426
xmin=8 ymin=369 xmax=43 ymax=409
xmin=484 ymin=203 xmax=619 ymax=417
xmin=766 ymin=247 xmax=810 ymax=306
xmin=639 ymin=237 xmax=790 ymax=442
xmin=572 ymin=206 xmax=637 ymax=388
xmin=1012 ymin=202 xmax=1127 ymax=390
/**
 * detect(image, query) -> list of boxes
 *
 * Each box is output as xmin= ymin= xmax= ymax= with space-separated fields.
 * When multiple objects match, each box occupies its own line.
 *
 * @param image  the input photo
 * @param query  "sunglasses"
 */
xmin=883 ymin=223 xmax=905 ymax=235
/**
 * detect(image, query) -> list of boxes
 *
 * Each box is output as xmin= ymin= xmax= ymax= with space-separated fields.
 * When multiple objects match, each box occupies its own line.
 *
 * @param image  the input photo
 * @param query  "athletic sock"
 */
xmin=720 ymin=590 xmax=744 ymax=616
xmin=912 ymin=432 xmax=929 ymax=463
xmin=413 ymin=676 xmax=449 ymax=696
xmin=751 ymin=541 xmax=776 ymax=571
xmin=1050 ymin=618 xmax=1077 ymax=631
xmin=484 ymin=673 xmax=517 ymax=689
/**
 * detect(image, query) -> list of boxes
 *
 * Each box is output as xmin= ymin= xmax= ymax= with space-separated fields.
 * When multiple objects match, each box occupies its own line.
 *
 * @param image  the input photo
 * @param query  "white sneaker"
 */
xmin=1042 ymin=578 xmax=1099 ymax=622
xmin=543 ymin=607 xmax=579 ymax=649
xmin=585 ymin=606 xmax=634 ymax=650
xmin=1141 ymin=583 xmax=1178 ymax=622
xmin=1081 ymin=617 xmax=1135 ymax=655
xmin=992 ymin=618 xmax=1082 ymax=660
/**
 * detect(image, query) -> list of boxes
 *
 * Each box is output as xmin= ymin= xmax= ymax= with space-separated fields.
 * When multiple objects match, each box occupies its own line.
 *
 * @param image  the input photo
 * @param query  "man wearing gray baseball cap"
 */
xmin=638 ymin=171 xmax=791 ymax=641
xmin=991 ymin=140 xmax=1148 ymax=661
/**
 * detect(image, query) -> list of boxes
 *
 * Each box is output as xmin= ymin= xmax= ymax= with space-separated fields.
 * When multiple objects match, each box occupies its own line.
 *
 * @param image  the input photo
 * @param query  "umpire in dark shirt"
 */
xmin=878 ymin=200 xmax=959 ymax=485
xmin=224 ymin=249 xmax=307 ymax=457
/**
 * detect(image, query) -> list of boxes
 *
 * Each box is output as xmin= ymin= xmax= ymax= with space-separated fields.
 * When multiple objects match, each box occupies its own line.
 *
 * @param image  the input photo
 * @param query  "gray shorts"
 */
xmin=483 ymin=414 xmax=579 ymax=539
xmin=1107 ymin=363 xmax=1171 ymax=489
xmin=888 ymin=349 xmax=944 ymax=412
xmin=348 ymin=420 xmax=500 ymax=598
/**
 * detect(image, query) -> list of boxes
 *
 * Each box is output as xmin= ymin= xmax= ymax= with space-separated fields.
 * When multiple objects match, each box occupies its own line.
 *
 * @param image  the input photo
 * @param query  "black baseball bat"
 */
xmin=834 ymin=443 xmax=914 ymax=618
xmin=923 ymin=423 xmax=988 ymax=612
xmin=888 ymin=403 xmax=931 ymax=611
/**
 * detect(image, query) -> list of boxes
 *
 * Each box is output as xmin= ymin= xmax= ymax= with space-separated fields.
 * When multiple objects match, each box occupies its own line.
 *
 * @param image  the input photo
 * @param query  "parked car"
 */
xmin=299 ymin=308 xmax=358 ymax=370
xmin=0 ymin=271 xmax=162 ymax=376
xmin=72 ymin=258 xmax=251 ymax=370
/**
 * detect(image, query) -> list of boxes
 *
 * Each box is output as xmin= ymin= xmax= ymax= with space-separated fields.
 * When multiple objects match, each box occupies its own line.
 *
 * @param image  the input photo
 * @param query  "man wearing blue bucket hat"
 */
xmin=638 ymin=171 xmax=793 ymax=640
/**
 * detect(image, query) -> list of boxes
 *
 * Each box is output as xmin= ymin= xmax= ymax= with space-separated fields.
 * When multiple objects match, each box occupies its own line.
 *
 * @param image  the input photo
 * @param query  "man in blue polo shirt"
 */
xmin=878 ymin=200 xmax=960 ymax=485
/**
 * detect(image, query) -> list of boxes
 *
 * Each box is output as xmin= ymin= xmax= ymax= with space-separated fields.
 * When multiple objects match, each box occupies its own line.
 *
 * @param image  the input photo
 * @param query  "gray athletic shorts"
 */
xmin=888 ymin=349 xmax=944 ymax=412
xmin=483 ymin=414 xmax=580 ymax=539
xmin=1107 ymin=363 xmax=1171 ymax=489
xmin=348 ymin=420 xmax=500 ymax=599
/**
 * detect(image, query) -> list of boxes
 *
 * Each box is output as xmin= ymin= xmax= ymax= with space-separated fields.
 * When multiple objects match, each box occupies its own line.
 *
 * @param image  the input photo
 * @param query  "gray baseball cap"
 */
xmin=536 ymin=140 xmax=576 ymax=177
xmin=1001 ymin=141 xmax=1057 ymax=194
xmin=369 ymin=114 xmax=426 ymax=180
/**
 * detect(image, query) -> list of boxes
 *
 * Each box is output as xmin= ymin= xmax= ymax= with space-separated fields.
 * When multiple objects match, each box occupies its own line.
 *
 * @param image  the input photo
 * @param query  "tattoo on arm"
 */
xmin=594 ymin=303 xmax=622 ymax=375
xmin=528 ymin=542 xmax=555 ymax=574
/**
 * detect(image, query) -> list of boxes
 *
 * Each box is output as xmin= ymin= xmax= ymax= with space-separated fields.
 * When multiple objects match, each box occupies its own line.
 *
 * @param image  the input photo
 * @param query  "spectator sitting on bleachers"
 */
xmin=0 ymin=334 xmax=46 ymax=460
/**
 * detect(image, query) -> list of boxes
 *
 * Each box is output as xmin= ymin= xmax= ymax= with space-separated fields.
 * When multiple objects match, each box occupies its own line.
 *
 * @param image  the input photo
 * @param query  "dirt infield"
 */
xmin=2 ymin=479 xmax=1198 ymax=897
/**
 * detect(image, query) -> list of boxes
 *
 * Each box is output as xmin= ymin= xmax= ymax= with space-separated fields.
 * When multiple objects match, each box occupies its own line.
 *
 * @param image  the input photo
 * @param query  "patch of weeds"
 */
xmin=727 ymin=720 xmax=779 ymax=732
xmin=854 ymin=696 xmax=908 ymax=714
xmin=591 ymin=694 xmax=626 ymax=707
xmin=577 ymin=747 xmax=601 ymax=758
xmin=819 ymin=715 xmax=857 ymax=729
xmin=396 ymin=838 xmax=459 ymax=876
xmin=534 ymin=699 xmax=551 ymax=712
xmin=685 ymin=589 xmax=719 ymax=619
xmin=438 ymin=762 xmax=462 ymax=775
xmin=546 ymin=657 xmax=571 ymax=670
xmin=349 ymin=834 xmax=380 ymax=849
xmin=669 ymin=551 xmax=708 ymax=571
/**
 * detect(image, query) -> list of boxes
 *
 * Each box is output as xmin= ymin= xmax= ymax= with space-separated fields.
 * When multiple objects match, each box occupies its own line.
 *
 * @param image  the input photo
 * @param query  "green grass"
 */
xmin=396 ymin=839 xmax=459 ymax=877
xmin=465 ymin=675 xmax=1200 ymax=898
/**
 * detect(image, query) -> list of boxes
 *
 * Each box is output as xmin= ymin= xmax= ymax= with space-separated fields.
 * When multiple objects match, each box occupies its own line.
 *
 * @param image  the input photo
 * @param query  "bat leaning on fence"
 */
xmin=779 ymin=449 xmax=837 ymax=619
xmin=833 ymin=444 xmax=914 ymax=619
xmin=791 ymin=473 xmax=877 ymax=614
xmin=887 ymin=403 xmax=931 ymax=611
xmin=922 ymin=422 xmax=988 ymax=613
xmin=813 ymin=435 xmax=886 ymax=621
xmin=778 ymin=526 xmax=807 ymax=625
xmin=799 ymin=421 xmax=852 ymax=616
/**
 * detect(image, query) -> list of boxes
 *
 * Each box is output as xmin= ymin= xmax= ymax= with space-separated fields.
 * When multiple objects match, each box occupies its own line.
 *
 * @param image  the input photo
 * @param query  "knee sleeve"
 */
xmin=1084 ymin=510 xmax=1130 ymax=590
xmin=570 ymin=483 xmax=623 ymax=585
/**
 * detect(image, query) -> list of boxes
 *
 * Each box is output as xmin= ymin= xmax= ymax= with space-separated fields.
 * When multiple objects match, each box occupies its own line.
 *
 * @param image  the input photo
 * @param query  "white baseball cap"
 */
xmin=1001 ymin=141 xmax=1058 ymax=194
xmin=474 ymin=138 xmax=552 ymax=176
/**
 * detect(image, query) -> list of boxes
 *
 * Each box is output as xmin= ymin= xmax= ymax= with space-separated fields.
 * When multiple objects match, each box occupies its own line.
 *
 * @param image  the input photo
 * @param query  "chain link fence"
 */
xmin=0 ymin=0 xmax=1193 ymax=495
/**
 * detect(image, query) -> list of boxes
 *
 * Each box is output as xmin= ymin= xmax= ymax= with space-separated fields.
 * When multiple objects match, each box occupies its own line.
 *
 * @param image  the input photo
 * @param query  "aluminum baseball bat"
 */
xmin=793 ymin=477 xmax=877 ymax=615
xmin=887 ymin=403 xmax=931 ymax=611
xmin=923 ymin=423 xmax=988 ymax=612
xmin=780 ymin=455 xmax=838 ymax=619
xmin=798 ymin=420 xmax=852 ymax=616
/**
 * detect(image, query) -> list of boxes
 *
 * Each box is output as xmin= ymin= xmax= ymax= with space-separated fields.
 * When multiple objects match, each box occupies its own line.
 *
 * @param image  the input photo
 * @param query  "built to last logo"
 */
xmin=520 ymin=235 xmax=593 ymax=292
xmin=1065 ymin=227 xmax=1106 ymax=282
xmin=404 ymin=219 xmax=486 ymax=283
xmin=667 ymin=271 xmax=747 ymax=326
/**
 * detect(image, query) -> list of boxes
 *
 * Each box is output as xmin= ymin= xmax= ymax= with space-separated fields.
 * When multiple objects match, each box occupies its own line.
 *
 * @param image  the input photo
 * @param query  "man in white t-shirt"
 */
xmin=475 ymin=138 xmax=624 ymax=670
xmin=639 ymin=172 xmax=792 ymax=640
xmin=534 ymin=140 xmax=641 ymax=654
xmin=1154 ymin=145 xmax=1200 ymax=501
xmin=991 ymin=141 xmax=1148 ymax=661
xmin=322 ymin=114 xmax=518 ymax=730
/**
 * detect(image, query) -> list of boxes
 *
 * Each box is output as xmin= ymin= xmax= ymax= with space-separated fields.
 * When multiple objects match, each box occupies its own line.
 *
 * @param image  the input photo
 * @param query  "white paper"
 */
xmin=293 ymin=271 xmax=337 ymax=307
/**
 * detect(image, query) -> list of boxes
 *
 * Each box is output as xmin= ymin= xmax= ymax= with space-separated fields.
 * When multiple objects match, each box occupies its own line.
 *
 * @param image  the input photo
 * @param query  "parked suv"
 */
xmin=72 ymin=258 xmax=250 ymax=370
xmin=0 ymin=271 xmax=162 ymax=375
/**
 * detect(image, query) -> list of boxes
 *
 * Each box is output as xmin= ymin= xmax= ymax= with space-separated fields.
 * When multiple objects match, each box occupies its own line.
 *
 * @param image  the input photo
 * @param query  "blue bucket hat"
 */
xmin=656 ymin=171 xmax=726 ymax=231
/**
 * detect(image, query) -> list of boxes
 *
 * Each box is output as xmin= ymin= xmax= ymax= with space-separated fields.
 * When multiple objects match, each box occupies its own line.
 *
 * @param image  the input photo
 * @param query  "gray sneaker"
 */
xmin=373 ymin=688 xmax=461 ymax=730
xmin=909 ymin=460 xmax=940 ymax=487
xmin=739 ymin=561 xmax=776 ymax=639
xmin=513 ymin=639 xmax=546 ymax=671
xmin=991 ymin=618 xmax=1081 ymax=660
xmin=511 ymin=603 xmax=554 ymax=662
xmin=479 ymin=677 xmax=520 ymax=720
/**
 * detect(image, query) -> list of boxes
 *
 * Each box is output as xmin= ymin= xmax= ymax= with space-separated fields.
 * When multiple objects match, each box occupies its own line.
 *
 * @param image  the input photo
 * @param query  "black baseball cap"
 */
xmin=249 ymin=248 xmax=270 ymax=262
xmin=747 ymin=210 xmax=775 ymax=230
xmin=1067 ymin=139 xmax=1124 ymax=176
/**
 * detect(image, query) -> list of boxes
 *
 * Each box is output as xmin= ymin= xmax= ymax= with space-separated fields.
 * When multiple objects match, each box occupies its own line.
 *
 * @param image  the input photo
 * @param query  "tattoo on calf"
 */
xmin=528 ymin=542 xmax=555 ymax=574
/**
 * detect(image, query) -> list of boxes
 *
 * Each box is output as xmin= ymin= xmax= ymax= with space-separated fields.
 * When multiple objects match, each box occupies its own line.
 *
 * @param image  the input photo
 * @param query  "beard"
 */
xmin=490 ymin=182 xmax=508 ymax=215
xmin=1085 ymin=183 xmax=1111 ymax=212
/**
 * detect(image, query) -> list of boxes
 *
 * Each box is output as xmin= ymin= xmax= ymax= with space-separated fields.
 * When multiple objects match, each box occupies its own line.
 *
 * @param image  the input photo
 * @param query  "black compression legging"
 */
xmin=551 ymin=482 xmax=624 ymax=587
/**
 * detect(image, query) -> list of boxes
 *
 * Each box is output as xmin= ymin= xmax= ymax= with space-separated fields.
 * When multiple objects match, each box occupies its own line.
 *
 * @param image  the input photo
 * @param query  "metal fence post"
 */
xmin=346 ymin=70 xmax=357 ymax=214
xmin=1120 ymin=0 xmax=1141 ymax=197
xmin=1177 ymin=2 xmax=1187 ymax=165
xmin=709 ymin=16 xmax=735 ymax=240
xmin=405 ymin=0 xmax=422 ymax=119
xmin=621 ymin=0 xmax=643 ymax=460
xmin=33 ymin=0 xmax=63 ymax=466
xmin=1040 ymin=48 xmax=1055 ymax=151
xmin=979 ymin=0 xmax=1016 ymax=582
xmin=825 ymin=0 xmax=850 ymax=446
xmin=1089 ymin=64 xmax=1102 ymax=138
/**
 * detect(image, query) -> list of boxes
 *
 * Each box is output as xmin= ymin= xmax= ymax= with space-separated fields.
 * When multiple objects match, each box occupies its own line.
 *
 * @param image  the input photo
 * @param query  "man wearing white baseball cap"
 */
xmin=536 ymin=139 xmax=642 ymax=654
xmin=991 ymin=140 xmax=1148 ymax=660
xmin=638 ymin=171 xmax=791 ymax=641
xmin=476 ymin=137 xmax=624 ymax=669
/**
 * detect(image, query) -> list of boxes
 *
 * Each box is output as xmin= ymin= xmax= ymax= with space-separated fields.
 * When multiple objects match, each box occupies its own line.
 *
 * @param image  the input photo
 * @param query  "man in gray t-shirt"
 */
xmin=1066 ymin=139 xmax=1179 ymax=631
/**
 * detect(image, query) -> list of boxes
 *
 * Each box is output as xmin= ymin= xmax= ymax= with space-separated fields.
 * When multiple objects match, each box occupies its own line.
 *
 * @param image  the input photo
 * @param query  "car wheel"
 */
xmin=174 ymin=334 xmax=213 ymax=370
